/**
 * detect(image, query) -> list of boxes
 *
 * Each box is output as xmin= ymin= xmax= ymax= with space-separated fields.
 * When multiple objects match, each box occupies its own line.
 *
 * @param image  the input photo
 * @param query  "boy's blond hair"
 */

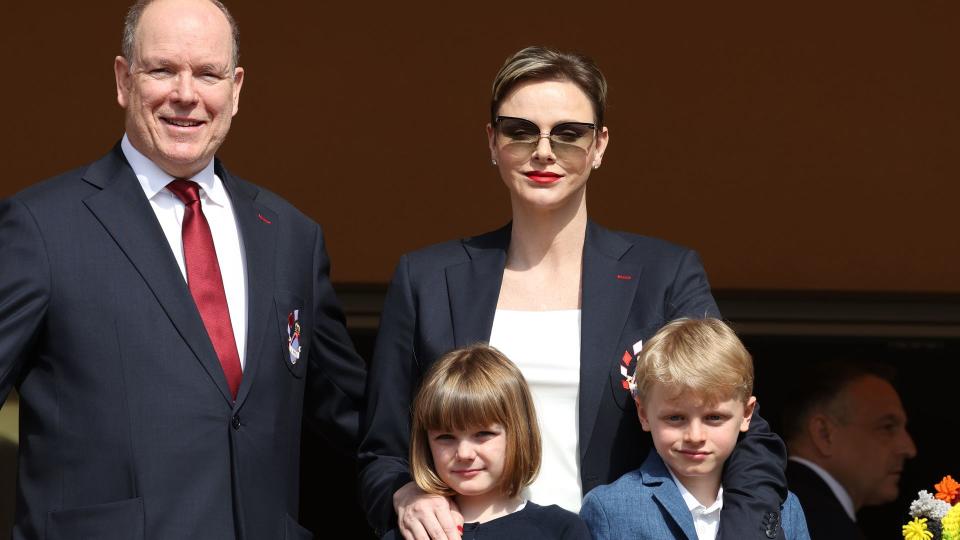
xmin=410 ymin=344 xmax=541 ymax=498
xmin=633 ymin=318 xmax=753 ymax=405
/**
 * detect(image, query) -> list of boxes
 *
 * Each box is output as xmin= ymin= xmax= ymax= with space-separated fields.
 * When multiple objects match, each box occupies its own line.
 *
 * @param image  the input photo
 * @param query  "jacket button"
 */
xmin=232 ymin=415 xmax=241 ymax=430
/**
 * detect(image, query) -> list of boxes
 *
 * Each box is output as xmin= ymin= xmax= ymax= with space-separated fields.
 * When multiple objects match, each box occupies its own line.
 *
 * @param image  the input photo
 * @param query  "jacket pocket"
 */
xmin=47 ymin=497 xmax=144 ymax=540
xmin=283 ymin=513 xmax=314 ymax=539
xmin=276 ymin=291 xmax=307 ymax=378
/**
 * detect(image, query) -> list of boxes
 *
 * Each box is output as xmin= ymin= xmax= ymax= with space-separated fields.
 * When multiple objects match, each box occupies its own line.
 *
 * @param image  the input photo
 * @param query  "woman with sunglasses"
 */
xmin=359 ymin=46 xmax=788 ymax=540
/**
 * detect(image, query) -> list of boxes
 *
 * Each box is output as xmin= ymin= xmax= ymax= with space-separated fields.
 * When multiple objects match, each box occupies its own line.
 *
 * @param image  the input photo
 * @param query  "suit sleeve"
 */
xmin=357 ymin=254 xmax=420 ymax=534
xmin=666 ymin=249 xmax=789 ymax=539
xmin=0 ymin=197 xmax=50 ymax=406
xmin=579 ymin=493 xmax=611 ymax=540
xmin=303 ymin=224 xmax=367 ymax=457
xmin=664 ymin=249 xmax=720 ymax=319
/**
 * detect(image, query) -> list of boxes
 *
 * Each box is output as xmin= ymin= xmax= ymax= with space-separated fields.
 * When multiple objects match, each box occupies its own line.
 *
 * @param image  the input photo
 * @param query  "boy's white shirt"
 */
xmin=667 ymin=467 xmax=723 ymax=540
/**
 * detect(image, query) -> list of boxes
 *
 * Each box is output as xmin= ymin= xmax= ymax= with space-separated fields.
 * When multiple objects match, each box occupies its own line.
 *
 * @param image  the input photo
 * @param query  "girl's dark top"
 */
xmin=380 ymin=501 xmax=591 ymax=540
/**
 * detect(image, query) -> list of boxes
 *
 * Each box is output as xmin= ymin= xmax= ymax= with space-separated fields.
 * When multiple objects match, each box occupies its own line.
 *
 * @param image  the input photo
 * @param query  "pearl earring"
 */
xmin=492 ymin=159 xmax=498 ymax=166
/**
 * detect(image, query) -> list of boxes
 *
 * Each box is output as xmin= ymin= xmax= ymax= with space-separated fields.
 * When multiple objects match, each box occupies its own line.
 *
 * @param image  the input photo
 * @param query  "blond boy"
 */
xmin=580 ymin=319 xmax=810 ymax=540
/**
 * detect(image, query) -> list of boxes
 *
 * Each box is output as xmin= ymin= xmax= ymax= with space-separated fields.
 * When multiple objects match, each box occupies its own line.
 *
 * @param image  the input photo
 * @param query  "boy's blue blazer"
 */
xmin=580 ymin=450 xmax=810 ymax=540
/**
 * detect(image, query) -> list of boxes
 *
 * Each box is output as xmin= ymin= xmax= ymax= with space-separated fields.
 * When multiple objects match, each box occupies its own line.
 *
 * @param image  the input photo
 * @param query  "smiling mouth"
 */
xmin=163 ymin=118 xmax=204 ymax=128
xmin=524 ymin=172 xmax=562 ymax=184
xmin=677 ymin=450 xmax=711 ymax=458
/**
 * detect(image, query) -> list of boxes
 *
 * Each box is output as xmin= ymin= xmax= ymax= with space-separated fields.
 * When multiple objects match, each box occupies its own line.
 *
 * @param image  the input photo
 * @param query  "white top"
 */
xmin=790 ymin=456 xmax=856 ymax=520
xmin=489 ymin=309 xmax=582 ymax=511
xmin=122 ymin=135 xmax=249 ymax=368
xmin=668 ymin=468 xmax=723 ymax=540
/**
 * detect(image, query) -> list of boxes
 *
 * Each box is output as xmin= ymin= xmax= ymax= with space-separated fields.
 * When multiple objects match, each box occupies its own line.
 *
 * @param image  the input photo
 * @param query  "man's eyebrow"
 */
xmin=197 ymin=62 xmax=231 ymax=75
xmin=138 ymin=57 xmax=170 ymax=67
xmin=875 ymin=413 xmax=905 ymax=424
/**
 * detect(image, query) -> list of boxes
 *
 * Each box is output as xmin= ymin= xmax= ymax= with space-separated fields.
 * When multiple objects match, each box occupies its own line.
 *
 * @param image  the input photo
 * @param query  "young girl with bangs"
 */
xmin=381 ymin=344 xmax=590 ymax=539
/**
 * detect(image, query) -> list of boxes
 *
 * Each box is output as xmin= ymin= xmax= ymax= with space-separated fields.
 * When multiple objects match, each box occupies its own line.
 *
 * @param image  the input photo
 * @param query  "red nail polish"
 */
xmin=457 ymin=524 xmax=463 ymax=534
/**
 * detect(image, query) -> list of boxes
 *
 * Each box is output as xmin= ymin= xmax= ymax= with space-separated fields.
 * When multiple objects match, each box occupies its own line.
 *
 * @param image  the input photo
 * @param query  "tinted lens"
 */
xmin=495 ymin=117 xmax=596 ymax=162
xmin=550 ymin=140 xmax=589 ymax=162
xmin=549 ymin=123 xmax=595 ymax=162
xmin=496 ymin=117 xmax=540 ymax=143
xmin=549 ymin=123 xmax=595 ymax=145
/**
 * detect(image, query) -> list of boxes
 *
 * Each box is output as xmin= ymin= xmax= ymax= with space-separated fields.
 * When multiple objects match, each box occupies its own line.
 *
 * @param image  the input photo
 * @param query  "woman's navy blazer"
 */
xmin=358 ymin=220 xmax=787 ymax=538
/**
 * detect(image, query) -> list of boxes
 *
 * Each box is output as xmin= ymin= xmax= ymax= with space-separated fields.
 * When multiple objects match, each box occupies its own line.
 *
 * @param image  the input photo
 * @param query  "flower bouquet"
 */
xmin=902 ymin=475 xmax=960 ymax=539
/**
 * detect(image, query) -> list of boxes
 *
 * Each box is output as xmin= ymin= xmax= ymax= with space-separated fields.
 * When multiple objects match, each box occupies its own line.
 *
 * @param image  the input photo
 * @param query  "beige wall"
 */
xmin=2 ymin=2 xmax=957 ymax=292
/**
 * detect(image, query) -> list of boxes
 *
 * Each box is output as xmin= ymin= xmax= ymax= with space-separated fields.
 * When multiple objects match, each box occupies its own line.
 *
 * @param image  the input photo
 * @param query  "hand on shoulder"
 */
xmin=393 ymin=481 xmax=463 ymax=540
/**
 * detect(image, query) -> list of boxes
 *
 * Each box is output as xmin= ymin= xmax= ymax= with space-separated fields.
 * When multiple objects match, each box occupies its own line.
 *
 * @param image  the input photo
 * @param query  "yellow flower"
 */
xmin=943 ymin=503 xmax=960 ymax=540
xmin=902 ymin=517 xmax=933 ymax=540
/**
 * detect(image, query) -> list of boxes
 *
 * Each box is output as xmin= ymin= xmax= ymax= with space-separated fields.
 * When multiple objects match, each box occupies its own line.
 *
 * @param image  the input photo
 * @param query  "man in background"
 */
xmin=782 ymin=361 xmax=916 ymax=539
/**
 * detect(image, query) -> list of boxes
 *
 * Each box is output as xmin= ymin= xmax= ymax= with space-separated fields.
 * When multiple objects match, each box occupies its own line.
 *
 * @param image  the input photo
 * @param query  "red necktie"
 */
xmin=167 ymin=179 xmax=243 ymax=399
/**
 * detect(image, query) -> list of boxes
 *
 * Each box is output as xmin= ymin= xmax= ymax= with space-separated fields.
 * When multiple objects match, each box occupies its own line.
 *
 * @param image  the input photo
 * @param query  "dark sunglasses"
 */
xmin=494 ymin=116 xmax=597 ymax=161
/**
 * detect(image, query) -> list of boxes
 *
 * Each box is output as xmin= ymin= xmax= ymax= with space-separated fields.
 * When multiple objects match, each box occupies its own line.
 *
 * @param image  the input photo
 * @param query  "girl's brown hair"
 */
xmin=410 ymin=344 xmax=541 ymax=498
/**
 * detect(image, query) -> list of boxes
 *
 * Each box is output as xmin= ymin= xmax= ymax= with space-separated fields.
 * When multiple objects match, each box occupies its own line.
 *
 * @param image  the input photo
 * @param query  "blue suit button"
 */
xmin=232 ymin=415 xmax=241 ymax=430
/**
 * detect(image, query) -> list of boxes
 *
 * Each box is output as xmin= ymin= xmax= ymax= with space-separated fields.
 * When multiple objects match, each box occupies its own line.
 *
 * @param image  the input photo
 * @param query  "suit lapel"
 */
xmin=82 ymin=147 xmax=234 ymax=404
xmin=446 ymin=225 xmax=510 ymax=347
xmin=219 ymin=164 xmax=278 ymax=409
xmin=578 ymin=221 xmax=642 ymax=459
xmin=642 ymin=452 xmax=699 ymax=540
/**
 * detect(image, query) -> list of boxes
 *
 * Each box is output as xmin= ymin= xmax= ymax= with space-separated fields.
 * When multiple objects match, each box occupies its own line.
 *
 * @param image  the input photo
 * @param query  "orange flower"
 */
xmin=935 ymin=475 xmax=960 ymax=505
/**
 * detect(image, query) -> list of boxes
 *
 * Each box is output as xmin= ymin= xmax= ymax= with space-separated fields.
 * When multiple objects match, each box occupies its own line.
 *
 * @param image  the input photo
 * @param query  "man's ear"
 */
xmin=636 ymin=399 xmax=651 ymax=432
xmin=808 ymin=414 xmax=835 ymax=457
xmin=114 ymin=56 xmax=132 ymax=109
xmin=231 ymin=66 xmax=244 ymax=116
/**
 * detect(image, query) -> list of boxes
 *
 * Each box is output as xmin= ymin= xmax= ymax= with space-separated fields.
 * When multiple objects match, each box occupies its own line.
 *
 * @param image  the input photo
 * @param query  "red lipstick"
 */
xmin=524 ymin=171 xmax=562 ymax=185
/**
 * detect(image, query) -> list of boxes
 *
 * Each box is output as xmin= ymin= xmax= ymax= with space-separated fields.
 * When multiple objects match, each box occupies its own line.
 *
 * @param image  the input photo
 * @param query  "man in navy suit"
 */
xmin=0 ymin=0 xmax=365 ymax=538
xmin=782 ymin=361 xmax=916 ymax=540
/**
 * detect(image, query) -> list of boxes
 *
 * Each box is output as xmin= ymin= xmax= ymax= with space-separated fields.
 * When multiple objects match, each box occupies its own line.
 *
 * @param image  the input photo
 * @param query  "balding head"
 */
xmin=122 ymin=0 xmax=240 ymax=69
xmin=785 ymin=363 xmax=916 ymax=511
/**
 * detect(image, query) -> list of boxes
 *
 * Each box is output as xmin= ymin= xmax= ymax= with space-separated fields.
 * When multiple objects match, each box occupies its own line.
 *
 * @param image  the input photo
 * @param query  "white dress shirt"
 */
xmin=789 ymin=456 xmax=856 ymax=521
xmin=668 ymin=468 xmax=723 ymax=540
xmin=121 ymin=135 xmax=249 ymax=368
xmin=489 ymin=309 xmax=582 ymax=511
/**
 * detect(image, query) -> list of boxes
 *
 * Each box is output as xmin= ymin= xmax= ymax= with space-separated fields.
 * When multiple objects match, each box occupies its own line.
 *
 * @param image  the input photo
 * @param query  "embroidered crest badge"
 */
xmin=287 ymin=310 xmax=301 ymax=365
xmin=620 ymin=339 xmax=643 ymax=395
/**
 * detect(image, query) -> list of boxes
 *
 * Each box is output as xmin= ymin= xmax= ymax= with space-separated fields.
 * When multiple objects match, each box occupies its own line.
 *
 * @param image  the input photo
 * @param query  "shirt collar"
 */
xmin=789 ymin=456 xmax=856 ymax=521
xmin=121 ymin=134 xmax=228 ymax=207
xmin=667 ymin=467 xmax=724 ymax=516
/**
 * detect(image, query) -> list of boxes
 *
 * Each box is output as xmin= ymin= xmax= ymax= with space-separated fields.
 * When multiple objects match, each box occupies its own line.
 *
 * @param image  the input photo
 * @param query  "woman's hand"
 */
xmin=394 ymin=481 xmax=463 ymax=540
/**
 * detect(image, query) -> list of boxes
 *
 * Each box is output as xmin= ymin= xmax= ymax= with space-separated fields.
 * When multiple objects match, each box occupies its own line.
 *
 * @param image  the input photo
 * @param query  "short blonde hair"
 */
xmin=491 ymin=46 xmax=608 ymax=128
xmin=410 ymin=344 xmax=541 ymax=498
xmin=633 ymin=318 xmax=753 ymax=405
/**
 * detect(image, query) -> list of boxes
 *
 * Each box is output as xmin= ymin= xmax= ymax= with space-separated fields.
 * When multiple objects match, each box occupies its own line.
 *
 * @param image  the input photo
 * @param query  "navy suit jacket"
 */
xmin=786 ymin=461 xmax=864 ymax=540
xmin=357 ymin=221 xmax=787 ymax=537
xmin=580 ymin=450 xmax=810 ymax=540
xmin=0 ymin=146 xmax=366 ymax=539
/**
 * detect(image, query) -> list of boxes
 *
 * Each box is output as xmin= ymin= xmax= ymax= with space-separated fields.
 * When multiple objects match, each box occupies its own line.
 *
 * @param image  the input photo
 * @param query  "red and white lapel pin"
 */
xmin=620 ymin=339 xmax=643 ymax=395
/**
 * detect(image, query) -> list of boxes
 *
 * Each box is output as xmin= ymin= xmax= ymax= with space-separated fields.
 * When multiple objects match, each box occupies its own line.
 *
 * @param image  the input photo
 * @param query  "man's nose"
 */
xmin=900 ymin=429 xmax=918 ymax=459
xmin=172 ymin=73 xmax=199 ymax=103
